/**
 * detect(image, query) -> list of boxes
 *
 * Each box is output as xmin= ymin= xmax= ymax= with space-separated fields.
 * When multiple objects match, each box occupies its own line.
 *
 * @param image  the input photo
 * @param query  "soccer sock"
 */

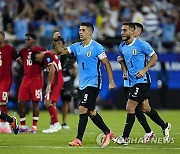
xmin=135 ymin=107 xmax=151 ymax=133
xmin=0 ymin=111 xmax=13 ymax=123
xmin=90 ymin=113 xmax=110 ymax=134
xmin=76 ymin=113 xmax=88 ymax=141
xmin=0 ymin=105 xmax=8 ymax=122
xmin=145 ymin=108 xmax=167 ymax=129
xmin=32 ymin=117 xmax=39 ymax=127
xmin=20 ymin=117 xmax=26 ymax=126
xmin=47 ymin=106 xmax=58 ymax=124
xmin=122 ymin=113 xmax=135 ymax=138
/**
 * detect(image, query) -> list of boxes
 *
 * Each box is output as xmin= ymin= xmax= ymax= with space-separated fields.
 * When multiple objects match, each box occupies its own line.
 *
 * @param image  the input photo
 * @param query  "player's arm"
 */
xmin=46 ymin=64 xmax=56 ymax=94
xmin=136 ymin=52 xmax=158 ymax=78
xmin=53 ymin=32 xmax=69 ymax=55
xmin=101 ymin=57 xmax=116 ymax=90
xmin=16 ymin=57 xmax=23 ymax=65
xmin=117 ymin=56 xmax=128 ymax=80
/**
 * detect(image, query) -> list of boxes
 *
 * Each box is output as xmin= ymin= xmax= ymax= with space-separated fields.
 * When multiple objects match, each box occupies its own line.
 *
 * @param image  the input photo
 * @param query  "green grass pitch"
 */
xmin=0 ymin=110 xmax=179 ymax=154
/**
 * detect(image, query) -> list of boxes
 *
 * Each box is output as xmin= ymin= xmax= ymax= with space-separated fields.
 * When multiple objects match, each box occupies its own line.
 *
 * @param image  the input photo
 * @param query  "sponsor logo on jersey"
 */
xmin=132 ymin=49 xmax=137 ymax=55
xmin=87 ymin=51 xmax=91 ymax=57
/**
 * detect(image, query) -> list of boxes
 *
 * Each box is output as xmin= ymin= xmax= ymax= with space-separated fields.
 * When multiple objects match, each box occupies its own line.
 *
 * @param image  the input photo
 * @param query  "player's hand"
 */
xmin=136 ymin=69 xmax=146 ymax=78
xmin=53 ymin=32 xmax=61 ymax=40
xmin=123 ymin=73 xmax=128 ymax=80
xmin=46 ymin=84 xmax=51 ymax=94
xmin=117 ymin=56 xmax=123 ymax=63
xmin=109 ymin=81 xmax=116 ymax=91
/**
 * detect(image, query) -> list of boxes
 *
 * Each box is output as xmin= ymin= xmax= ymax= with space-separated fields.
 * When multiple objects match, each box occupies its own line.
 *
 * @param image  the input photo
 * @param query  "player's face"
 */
xmin=134 ymin=27 xmax=142 ymax=37
xmin=121 ymin=25 xmax=134 ymax=41
xmin=0 ymin=33 xmax=5 ymax=43
xmin=79 ymin=26 xmax=92 ymax=41
xmin=25 ymin=36 xmax=35 ymax=48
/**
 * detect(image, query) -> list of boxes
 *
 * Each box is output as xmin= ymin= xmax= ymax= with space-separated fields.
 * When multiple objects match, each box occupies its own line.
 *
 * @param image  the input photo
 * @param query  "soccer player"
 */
xmin=115 ymin=23 xmax=155 ymax=143
xmin=0 ymin=111 xmax=19 ymax=135
xmin=31 ymin=50 xmax=64 ymax=133
xmin=53 ymin=22 xmax=116 ymax=148
xmin=114 ymin=23 xmax=171 ymax=145
xmin=17 ymin=33 xmax=45 ymax=133
xmin=0 ymin=31 xmax=18 ymax=133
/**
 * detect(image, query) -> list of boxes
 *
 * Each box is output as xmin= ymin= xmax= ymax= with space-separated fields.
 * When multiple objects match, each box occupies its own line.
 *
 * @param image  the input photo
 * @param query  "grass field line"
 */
xmin=0 ymin=145 xmax=180 ymax=150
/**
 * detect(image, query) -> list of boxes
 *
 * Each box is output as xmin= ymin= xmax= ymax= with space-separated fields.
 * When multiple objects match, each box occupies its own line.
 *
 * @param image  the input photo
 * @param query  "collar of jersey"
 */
xmin=126 ymin=38 xmax=136 ymax=46
xmin=82 ymin=39 xmax=92 ymax=47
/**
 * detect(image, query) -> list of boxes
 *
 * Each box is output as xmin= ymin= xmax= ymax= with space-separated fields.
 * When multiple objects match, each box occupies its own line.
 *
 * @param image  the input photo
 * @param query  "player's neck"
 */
xmin=82 ymin=38 xmax=92 ymax=46
xmin=0 ymin=42 xmax=4 ymax=48
xmin=126 ymin=36 xmax=135 ymax=45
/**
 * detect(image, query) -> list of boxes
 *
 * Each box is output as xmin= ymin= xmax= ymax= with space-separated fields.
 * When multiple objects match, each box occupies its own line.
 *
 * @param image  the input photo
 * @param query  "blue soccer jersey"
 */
xmin=119 ymin=38 xmax=155 ymax=86
xmin=67 ymin=40 xmax=106 ymax=90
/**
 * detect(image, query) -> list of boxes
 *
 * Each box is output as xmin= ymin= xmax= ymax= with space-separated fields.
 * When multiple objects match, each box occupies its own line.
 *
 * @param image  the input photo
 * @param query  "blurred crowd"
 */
xmin=0 ymin=0 xmax=180 ymax=52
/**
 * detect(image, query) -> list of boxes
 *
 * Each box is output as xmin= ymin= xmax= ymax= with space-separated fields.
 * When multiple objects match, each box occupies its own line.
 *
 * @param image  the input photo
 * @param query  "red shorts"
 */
xmin=45 ymin=72 xmax=64 ymax=102
xmin=0 ymin=84 xmax=11 ymax=103
xmin=18 ymin=77 xmax=43 ymax=101
xmin=45 ymin=83 xmax=63 ymax=103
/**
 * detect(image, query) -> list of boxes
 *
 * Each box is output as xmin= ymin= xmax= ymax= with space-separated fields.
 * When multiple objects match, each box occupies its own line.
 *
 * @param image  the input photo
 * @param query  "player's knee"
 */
xmin=79 ymin=106 xmax=88 ymax=114
xmin=88 ymin=110 xmax=96 ymax=117
xmin=141 ymin=106 xmax=151 ymax=113
xmin=126 ymin=104 xmax=135 ymax=114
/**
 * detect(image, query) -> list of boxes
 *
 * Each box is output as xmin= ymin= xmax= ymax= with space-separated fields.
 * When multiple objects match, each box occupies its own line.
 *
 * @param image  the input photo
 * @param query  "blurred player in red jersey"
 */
xmin=0 ymin=31 xmax=18 ymax=133
xmin=17 ymin=33 xmax=45 ymax=133
xmin=31 ymin=50 xmax=64 ymax=133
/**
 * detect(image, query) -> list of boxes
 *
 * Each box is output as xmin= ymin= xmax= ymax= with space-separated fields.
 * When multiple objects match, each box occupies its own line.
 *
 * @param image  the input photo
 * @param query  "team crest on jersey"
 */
xmin=132 ymin=49 xmax=137 ymax=55
xmin=87 ymin=51 xmax=91 ymax=57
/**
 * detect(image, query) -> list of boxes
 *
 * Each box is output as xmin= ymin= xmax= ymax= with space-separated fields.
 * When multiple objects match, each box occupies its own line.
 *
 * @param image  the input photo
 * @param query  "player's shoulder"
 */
xmin=119 ymin=41 xmax=126 ymax=48
xmin=135 ymin=38 xmax=150 ymax=47
xmin=33 ymin=46 xmax=45 ymax=51
xmin=4 ymin=43 xmax=14 ymax=49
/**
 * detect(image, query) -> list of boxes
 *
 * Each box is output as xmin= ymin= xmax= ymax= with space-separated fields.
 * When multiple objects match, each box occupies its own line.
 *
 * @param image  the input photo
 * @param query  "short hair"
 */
xmin=122 ymin=22 xmax=135 ymax=30
xmin=0 ymin=31 xmax=5 ymax=37
xmin=25 ymin=33 xmax=36 ymax=40
xmin=31 ymin=51 xmax=40 ymax=63
xmin=133 ymin=22 xmax=143 ymax=33
xmin=80 ymin=22 xmax=94 ymax=32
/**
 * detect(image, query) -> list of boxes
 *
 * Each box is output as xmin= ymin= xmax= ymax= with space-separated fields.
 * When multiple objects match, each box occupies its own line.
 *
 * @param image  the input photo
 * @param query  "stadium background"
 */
xmin=0 ymin=0 xmax=180 ymax=110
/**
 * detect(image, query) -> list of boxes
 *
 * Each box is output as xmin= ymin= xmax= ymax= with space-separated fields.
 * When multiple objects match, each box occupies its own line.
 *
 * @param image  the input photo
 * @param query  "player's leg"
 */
xmin=0 ymin=84 xmax=12 ymax=133
xmin=18 ymin=80 xmax=30 ymax=132
xmin=114 ymin=83 xmax=149 ymax=145
xmin=136 ymin=102 xmax=155 ymax=143
xmin=69 ymin=88 xmax=89 ymax=146
xmin=142 ymin=99 xmax=171 ymax=141
xmin=30 ymin=81 xmax=42 ymax=133
xmin=31 ymin=101 xmax=39 ymax=133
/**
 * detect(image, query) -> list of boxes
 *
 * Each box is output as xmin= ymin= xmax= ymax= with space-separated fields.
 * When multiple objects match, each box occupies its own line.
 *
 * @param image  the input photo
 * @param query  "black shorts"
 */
xmin=79 ymin=86 xmax=100 ymax=111
xmin=129 ymin=83 xmax=150 ymax=103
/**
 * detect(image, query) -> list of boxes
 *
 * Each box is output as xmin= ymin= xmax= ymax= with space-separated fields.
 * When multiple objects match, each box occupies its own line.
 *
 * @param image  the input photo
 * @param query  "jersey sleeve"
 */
xmin=45 ymin=53 xmax=54 ymax=66
xmin=67 ymin=43 xmax=78 ymax=55
xmin=118 ymin=43 xmax=124 ymax=58
xmin=97 ymin=44 xmax=107 ymax=60
xmin=142 ymin=41 xmax=155 ymax=57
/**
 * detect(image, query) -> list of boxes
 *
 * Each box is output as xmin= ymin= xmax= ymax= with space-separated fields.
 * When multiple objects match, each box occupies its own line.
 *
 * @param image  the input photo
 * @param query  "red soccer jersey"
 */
xmin=0 ymin=44 xmax=17 ymax=85
xmin=43 ymin=51 xmax=64 ymax=86
xmin=19 ymin=46 xmax=45 ymax=79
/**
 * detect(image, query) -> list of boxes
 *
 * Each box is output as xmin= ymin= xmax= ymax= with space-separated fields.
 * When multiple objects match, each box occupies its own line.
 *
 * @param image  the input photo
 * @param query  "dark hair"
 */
xmin=31 ymin=51 xmax=40 ymax=63
xmin=122 ymin=22 xmax=135 ymax=30
xmin=0 ymin=31 xmax=5 ymax=37
xmin=133 ymin=22 xmax=143 ymax=33
xmin=80 ymin=22 xmax=94 ymax=32
xmin=25 ymin=33 xmax=36 ymax=40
